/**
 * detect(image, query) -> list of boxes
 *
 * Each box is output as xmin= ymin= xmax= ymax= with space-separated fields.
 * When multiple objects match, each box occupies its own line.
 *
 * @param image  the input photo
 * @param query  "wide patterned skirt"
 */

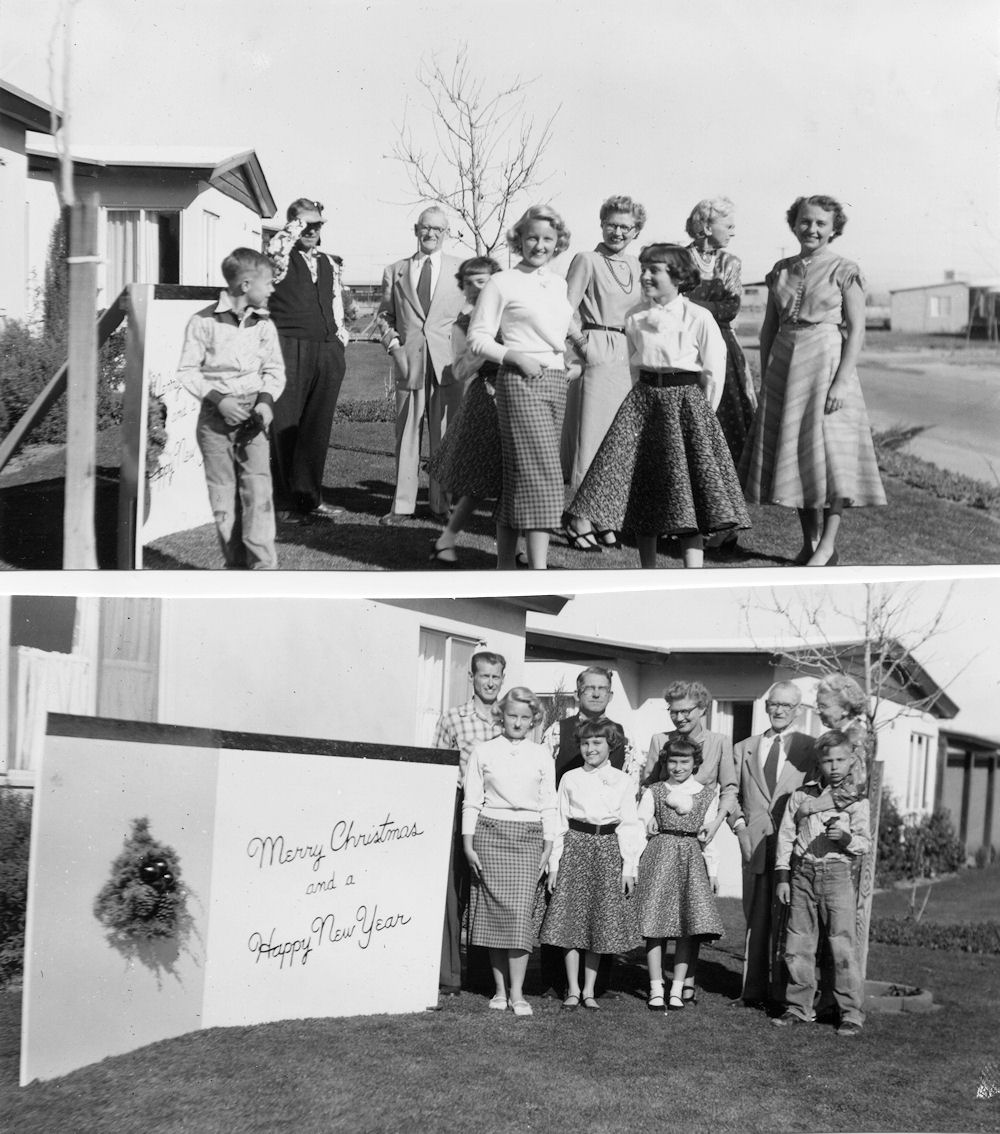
xmin=739 ymin=323 xmax=887 ymax=508
xmin=426 ymin=376 xmax=503 ymax=501
xmin=716 ymin=324 xmax=756 ymax=463
xmin=495 ymin=367 xmax=567 ymax=530
xmin=635 ymin=833 xmax=723 ymax=940
xmin=539 ymin=830 xmax=640 ymax=953
xmin=467 ymin=816 xmax=546 ymax=951
xmin=568 ymin=382 xmax=751 ymax=537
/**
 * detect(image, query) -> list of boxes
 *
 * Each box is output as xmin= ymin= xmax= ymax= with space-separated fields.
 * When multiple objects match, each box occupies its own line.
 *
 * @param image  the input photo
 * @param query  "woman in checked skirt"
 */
xmin=463 ymin=687 xmax=557 ymax=1016
xmin=466 ymin=205 xmax=574 ymax=570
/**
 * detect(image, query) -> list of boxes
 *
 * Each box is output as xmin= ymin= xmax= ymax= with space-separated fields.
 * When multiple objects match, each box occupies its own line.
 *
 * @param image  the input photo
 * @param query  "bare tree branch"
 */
xmin=390 ymin=44 xmax=560 ymax=255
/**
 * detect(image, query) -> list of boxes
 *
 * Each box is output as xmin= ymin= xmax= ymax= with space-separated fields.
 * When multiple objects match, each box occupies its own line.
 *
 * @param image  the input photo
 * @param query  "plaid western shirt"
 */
xmin=433 ymin=700 xmax=502 ymax=786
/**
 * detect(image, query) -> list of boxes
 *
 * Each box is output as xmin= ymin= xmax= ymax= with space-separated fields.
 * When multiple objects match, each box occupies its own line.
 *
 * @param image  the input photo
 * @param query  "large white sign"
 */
xmin=21 ymin=721 xmax=458 ymax=1084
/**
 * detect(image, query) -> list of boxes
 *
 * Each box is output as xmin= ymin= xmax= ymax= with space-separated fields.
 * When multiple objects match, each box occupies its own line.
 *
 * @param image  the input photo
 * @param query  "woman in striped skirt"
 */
xmin=739 ymin=196 xmax=886 ymax=566
xmin=467 ymin=205 xmax=574 ymax=570
xmin=463 ymin=687 xmax=557 ymax=1016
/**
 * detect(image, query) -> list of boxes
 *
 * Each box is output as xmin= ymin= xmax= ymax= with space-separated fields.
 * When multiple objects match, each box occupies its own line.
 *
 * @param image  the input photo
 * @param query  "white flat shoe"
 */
xmin=510 ymin=999 xmax=533 ymax=1017
xmin=488 ymin=993 xmax=508 ymax=1011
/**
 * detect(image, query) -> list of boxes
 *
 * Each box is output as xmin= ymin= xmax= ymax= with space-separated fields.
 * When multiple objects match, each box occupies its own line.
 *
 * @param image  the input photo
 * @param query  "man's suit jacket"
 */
xmin=729 ymin=730 xmax=816 ymax=875
xmin=378 ymin=254 xmax=464 ymax=391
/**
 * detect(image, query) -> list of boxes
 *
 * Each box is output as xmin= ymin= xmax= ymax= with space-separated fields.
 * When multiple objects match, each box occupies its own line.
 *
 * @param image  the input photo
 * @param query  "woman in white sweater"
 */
xmin=467 ymin=205 xmax=574 ymax=570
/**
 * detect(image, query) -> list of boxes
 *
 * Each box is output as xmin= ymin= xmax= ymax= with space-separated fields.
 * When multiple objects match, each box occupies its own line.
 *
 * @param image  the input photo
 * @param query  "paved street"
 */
xmin=860 ymin=351 xmax=1000 ymax=482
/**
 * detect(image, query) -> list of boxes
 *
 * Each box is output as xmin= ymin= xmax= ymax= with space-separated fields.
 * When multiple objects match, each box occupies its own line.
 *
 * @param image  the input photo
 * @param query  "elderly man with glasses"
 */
xmin=727 ymin=681 xmax=816 ymax=1010
xmin=377 ymin=205 xmax=465 ymax=524
xmin=266 ymin=197 xmax=354 ymax=523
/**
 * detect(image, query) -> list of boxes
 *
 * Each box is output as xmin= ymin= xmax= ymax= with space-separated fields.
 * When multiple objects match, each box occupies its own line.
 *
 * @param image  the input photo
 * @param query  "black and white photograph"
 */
xmin=0 ymin=0 xmax=996 ymax=570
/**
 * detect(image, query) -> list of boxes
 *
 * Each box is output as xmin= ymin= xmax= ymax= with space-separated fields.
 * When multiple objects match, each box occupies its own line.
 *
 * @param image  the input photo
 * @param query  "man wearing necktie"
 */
xmin=728 ymin=681 xmax=816 ymax=1009
xmin=377 ymin=206 xmax=464 ymax=524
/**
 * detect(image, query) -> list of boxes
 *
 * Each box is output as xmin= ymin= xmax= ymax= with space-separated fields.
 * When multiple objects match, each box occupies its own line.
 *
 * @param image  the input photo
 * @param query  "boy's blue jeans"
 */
xmin=196 ymin=398 xmax=277 ymax=569
xmin=783 ymin=858 xmax=864 ymax=1026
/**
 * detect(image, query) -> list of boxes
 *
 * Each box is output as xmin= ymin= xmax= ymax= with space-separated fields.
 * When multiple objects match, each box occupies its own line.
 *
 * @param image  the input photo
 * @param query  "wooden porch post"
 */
xmin=857 ymin=759 xmax=884 ymax=985
xmin=62 ymin=191 xmax=101 ymax=569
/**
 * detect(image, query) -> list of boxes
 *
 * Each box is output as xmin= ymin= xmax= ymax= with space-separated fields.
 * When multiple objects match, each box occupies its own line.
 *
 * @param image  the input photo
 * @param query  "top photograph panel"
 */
xmin=1 ymin=1 xmax=997 ymax=570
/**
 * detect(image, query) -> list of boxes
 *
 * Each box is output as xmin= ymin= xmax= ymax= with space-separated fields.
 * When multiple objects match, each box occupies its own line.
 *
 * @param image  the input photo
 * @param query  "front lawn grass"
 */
xmin=874 ymin=863 xmax=1000 ymax=924
xmin=3 ymin=890 xmax=999 ymax=1133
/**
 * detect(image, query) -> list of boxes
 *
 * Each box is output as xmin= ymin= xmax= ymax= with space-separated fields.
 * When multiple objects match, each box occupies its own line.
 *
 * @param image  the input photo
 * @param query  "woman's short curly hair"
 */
xmin=663 ymin=679 xmax=711 ymax=710
xmin=786 ymin=195 xmax=848 ymax=240
xmin=684 ymin=196 xmax=735 ymax=240
xmin=599 ymin=194 xmax=647 ymax=234
xmin=498 ymin=686 xmax=545 ymax=727
xmin=638 ymin=244 xmax=700 ymax=295
xmin=815 ymin=673 xmax=867 ymax=718
xmin=576 ymin=717 xmax=621 ymax=746
xmin=507 ymin=204 xmax=571 ymax=257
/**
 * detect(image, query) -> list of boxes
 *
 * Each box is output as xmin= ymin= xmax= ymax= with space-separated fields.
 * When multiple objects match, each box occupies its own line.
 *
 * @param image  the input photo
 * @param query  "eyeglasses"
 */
xmin=580 ymin=685 xmax=610 ymax=695
xmin=302 ymin=224 xmax=324 ymax=235
xmin=766 ymin=701 xmax=798 ymax=711
xmin=669 ymin=706 xmax=700 ymax=718
xmin=604 ymin=223 xmax=635 ymax=233
xmin=417 ymin=225 xmax=445 ymax=235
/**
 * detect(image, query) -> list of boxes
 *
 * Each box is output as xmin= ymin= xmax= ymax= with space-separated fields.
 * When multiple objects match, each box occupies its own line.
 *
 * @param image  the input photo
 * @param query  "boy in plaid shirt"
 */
xmin=177 ymin=248 xmax=285 ymax=568
xmin=772 ymin=729 xmax=870 ymax=1036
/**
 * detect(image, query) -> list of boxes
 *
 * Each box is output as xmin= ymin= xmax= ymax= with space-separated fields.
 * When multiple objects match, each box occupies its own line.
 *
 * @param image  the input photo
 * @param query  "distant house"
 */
xmin=890 ymin=273 xmax=1000 ymax=336
xmin=937 ymin=727 xmax=999 ymax=858
xmin=24 ymin=138 xmax=276 ymax=311
xmin=0 ymin=79 xmax=59 ymax=325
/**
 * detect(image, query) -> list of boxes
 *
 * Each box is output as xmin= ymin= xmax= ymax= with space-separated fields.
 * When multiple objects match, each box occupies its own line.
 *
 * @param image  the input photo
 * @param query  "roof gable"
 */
xmin=0 ymin=79 xmax=59 ymax=133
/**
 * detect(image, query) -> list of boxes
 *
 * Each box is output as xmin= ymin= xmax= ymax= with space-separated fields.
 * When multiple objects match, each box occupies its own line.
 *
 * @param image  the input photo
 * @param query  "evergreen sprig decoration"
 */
xmin=94 ymin=817 xmax=188 ymax=942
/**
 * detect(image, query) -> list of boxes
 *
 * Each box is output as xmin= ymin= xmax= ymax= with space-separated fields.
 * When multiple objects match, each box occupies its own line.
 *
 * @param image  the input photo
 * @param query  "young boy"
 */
xmin=772 ymin=729 xmax=870 ymax=1036
xmin=177 ymin=248 xmax=286 ymax=569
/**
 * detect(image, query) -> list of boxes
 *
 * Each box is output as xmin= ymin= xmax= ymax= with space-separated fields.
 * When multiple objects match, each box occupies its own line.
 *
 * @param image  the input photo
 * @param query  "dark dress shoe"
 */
xmin=379 ymin=512 xmax=413 ymax=526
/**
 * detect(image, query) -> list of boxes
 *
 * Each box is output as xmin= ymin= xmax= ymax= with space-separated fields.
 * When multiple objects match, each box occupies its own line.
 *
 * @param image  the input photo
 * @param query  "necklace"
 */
xmin=690 ymin=243 xmax=717 ymax=275
xmin=600 ymin=252 xmax=634 ymax=293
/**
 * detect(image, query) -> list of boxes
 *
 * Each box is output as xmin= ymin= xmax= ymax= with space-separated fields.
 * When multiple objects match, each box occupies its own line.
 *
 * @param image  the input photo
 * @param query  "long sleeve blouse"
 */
xmin=625 ymin=296 xmax=726 ymax=411
xmin=462 ymin=734 xmax=558 ymax=841
xmin=549 ymin=765 xmax=645 ymax=875
xmin=466 ymin=267 xmax=573 ymax=371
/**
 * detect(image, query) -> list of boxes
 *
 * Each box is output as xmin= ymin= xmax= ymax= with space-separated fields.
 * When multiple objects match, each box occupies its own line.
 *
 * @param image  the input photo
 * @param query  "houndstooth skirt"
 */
xmin=539 ymin=830 xmax=641 ymax=954
xmin=494 ymin=366 xmax=568 ymax=530
xmin=467 ymin=816 xmax=546 ymax=951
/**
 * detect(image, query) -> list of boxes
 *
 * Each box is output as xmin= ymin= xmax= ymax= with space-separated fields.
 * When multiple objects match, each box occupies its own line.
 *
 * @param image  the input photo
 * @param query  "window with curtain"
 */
xmin=203 ymin=210 xmax=220 ymax=284
xmin=907 ymin=731 xmax=932 ymax=815
xmin=105 ymin=208 xmax=181 ymax=298
xmin=415 ymin=628 xmax=480 ymax=747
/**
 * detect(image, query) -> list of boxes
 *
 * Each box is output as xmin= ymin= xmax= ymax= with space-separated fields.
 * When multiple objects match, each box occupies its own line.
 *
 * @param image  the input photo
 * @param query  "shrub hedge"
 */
xmin=0 ymin=789 xmax=32 ymax=987
xmin=876 ymin=787 xmax=966 ymax=885
xmin=869 ymin=916 xmax=1000 ymax=954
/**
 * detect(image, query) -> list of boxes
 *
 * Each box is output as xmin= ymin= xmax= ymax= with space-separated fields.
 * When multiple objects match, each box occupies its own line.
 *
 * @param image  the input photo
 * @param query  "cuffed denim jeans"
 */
xmin=196 ymin=398 xmax=277 ymax=569
xmin=783 ymin=858 xmax=864 ymax=1026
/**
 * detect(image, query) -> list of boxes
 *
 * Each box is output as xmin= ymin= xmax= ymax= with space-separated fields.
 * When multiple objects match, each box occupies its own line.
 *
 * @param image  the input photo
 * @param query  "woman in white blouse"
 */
xmin=467 ymin=205 xmax=574 ymax=570
xmin=463 ymin=687 xmax=557 ymax=1016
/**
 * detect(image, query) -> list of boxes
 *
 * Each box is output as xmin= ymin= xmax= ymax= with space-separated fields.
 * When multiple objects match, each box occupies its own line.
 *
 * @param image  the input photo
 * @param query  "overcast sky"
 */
xmin=2 ymin=0 xmax=998 ymax=290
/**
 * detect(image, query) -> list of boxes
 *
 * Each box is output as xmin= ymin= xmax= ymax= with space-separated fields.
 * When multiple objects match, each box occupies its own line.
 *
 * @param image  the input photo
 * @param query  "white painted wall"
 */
xmin=156 ymin=597 xmax=528 ymax=747
xmin=0 ymin=117 xmax=30 ymax=323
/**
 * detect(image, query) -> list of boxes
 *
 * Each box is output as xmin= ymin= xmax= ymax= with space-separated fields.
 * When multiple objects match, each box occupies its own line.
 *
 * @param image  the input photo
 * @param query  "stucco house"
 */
xmin=890 ymin=274 xmax=1000 ymax=336
xmin=23 ymin=138 xmax=276 ymax=312
xmin=0 ymin=79 xmax=59 ymax=326
xmin=0 ymin=593 xmax=566 ymax=790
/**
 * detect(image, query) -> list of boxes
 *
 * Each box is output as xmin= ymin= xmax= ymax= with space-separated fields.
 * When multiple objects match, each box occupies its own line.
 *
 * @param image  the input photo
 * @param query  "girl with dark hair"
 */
xmin=636 ymin=735 xmax=723 ymax=1011
xmin=740 ymin=195 xmax=886 ymax=566
xmin=568 ymin=244 xmax=750 ymax=568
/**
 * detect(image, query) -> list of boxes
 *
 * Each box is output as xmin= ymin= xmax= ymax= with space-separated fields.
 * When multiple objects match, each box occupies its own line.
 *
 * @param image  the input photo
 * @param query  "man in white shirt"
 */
xmin=728 ymin=681 xmax=816 ymax=1009
xmin=377 ymin=206 xmax=465 ymax=523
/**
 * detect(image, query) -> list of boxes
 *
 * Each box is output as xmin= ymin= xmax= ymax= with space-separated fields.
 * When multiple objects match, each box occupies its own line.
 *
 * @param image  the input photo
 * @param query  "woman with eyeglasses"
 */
xmin=562 ymin=195 xmax=647 ymax=551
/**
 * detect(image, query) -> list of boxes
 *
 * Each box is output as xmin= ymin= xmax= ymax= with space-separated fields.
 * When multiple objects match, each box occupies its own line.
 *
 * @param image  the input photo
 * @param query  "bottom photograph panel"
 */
xmin=1 ymin=582 xmax=998 ymax=1131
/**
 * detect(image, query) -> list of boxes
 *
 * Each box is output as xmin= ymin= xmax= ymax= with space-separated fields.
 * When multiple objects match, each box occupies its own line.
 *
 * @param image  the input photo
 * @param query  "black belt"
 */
xmin=569 ymin=818 xmax=620 ymax=836
xmin=638 ymin=368 xmax=700 ymax=388
xmin=582 ymin=321 xmax=626 ymax=335
xmin=656 ymin=829 xmax=700 ymax=837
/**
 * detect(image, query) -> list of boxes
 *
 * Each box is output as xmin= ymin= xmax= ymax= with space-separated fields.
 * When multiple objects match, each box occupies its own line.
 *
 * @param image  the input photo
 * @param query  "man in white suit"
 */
xmin=377 ymin=206 xmax=465 ymax=523
xmin=728 ymin=681 xmax=816 ymax=1009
